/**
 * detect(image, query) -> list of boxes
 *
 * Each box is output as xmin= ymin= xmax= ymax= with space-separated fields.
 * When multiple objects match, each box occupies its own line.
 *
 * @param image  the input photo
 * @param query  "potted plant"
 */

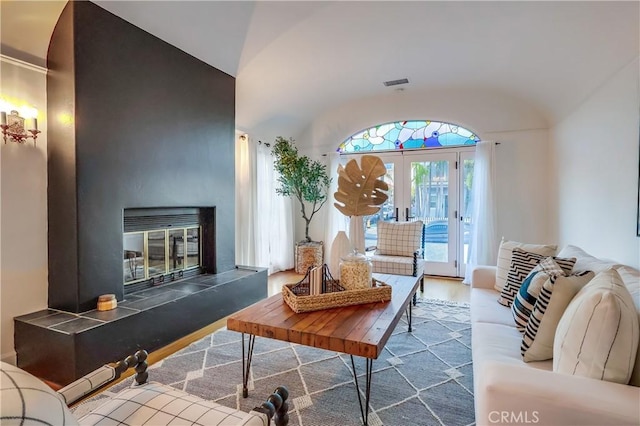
xmin=272 ymin=136 xmax=331 ymax=273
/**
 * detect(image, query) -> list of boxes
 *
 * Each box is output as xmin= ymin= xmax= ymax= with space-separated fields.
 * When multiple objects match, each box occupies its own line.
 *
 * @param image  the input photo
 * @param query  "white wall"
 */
xmin=296 ymin=87 xmax=553 ymax=250
xmin=550 ymin=58 xmax=640 ymax=269
xmin=0 ymin=57 xmax=48 ymax=364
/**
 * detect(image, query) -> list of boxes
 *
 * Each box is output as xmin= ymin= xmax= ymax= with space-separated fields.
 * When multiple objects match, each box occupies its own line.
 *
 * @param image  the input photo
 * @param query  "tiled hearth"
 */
xmin=15 ymin=267 xmax=267 ymax=386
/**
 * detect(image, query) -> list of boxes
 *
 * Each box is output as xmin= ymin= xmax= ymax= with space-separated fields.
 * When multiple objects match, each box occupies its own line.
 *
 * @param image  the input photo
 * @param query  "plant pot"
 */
xmin=295 ymin=241 xmax=324 ymax=274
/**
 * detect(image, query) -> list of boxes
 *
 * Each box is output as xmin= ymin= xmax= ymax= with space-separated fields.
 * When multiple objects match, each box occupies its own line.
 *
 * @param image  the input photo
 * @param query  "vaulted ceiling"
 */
xmin=2 ymin=1 xmax=638 ymax=146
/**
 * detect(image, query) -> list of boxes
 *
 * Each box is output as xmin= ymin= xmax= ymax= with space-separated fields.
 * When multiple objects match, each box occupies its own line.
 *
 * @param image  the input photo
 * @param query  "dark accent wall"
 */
xmin=47 ymin=1 xmax=236 ymax=313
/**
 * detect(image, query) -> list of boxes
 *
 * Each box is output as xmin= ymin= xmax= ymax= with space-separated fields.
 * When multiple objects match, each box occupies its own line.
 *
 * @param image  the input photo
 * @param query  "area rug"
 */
xmin=73 ymin=298 xmax=474 ymax=426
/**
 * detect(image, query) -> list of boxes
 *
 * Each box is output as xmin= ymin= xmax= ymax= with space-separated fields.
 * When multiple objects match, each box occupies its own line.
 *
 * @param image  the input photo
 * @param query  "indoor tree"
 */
xmin=272 ymin=136 xmax=331 ymax=242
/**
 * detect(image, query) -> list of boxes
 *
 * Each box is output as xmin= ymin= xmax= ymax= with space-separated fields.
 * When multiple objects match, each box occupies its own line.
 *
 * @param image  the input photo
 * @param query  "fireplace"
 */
xmin=122 ymin=207 xmax=215 ymax=293
xmin=13 ymin=1 xmax=268 ymax=386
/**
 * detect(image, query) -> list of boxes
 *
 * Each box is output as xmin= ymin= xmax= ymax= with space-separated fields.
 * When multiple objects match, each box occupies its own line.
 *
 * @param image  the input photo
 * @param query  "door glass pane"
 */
xmin=148 ymin=231 xmax=166 ymax=277
xmin=410 ymin=160 xmax=449 ymax=262
xmin=123 ymin=233 xmax=144 ymax=283
xmin=186 ymin=228 xmax=200 ymax=268
xmin=462 ymin=158 xmax=474 ymax=264
xmin=364 ymin=162 xmax=395 ymax=251
xmin=169 ymin=229 xmax=185 ymax=271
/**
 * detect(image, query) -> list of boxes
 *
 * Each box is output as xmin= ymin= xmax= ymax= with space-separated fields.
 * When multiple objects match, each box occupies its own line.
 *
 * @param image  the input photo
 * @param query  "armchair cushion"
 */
xmin=376 ymin=221 xmax=423 ymax=257
xmin=370 ymin=253 xmax=424 ymax=276
xmin=0 ymin=361 xmax=79 ymax=426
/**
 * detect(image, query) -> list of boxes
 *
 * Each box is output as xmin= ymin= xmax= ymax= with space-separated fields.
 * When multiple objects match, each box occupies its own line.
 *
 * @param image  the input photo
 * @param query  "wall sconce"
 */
xmin=1 ymin=109 xmax=40 ymax=146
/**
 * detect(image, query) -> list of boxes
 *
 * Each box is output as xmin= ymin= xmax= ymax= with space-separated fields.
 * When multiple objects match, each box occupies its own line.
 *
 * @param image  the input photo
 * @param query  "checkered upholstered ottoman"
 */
xmin=77 ymin=382 xmax=269 ymax=426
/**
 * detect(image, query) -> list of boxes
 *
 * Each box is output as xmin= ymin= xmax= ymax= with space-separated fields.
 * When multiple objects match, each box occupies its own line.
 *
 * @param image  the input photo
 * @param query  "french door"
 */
xmin=362 ymin=148 xmax=474 ymax=277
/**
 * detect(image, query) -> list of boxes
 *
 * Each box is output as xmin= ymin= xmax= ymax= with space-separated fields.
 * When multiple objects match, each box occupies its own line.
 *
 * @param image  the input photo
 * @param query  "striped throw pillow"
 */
xmin=511 ymin=257 xmax=576 ymax=331
xmin=498 ymin=248 xmax=574 ymax=307
xmin=521 ymin=271 xmax=594 ymax=362
xmin=494 ymin=238 xmax=557 ymax=292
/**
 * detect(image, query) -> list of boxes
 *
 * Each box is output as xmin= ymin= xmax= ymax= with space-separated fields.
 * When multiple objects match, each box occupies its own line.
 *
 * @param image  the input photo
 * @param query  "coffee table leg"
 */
xmin=405 ymin=302 xmax=413 ymax=332
xmin=241 ymin=333 xmax=256 ymax=398
xmin=350 ymin=355 xmax=373 ymax=426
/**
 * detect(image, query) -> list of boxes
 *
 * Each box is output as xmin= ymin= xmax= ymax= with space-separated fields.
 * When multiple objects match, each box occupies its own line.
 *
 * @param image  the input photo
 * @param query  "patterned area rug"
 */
xmin=73 ymin=298 xmax=474 ymax=426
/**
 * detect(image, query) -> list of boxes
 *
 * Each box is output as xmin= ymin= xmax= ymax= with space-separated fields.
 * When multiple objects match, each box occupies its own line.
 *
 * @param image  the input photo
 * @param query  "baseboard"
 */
xmin=1 ymin=350 xmax=16 ymax=365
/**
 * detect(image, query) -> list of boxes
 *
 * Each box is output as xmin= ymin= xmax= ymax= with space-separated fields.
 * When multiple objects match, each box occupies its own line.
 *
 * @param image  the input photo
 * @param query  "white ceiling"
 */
xmin=2 ymin=1 xmax=639 ymax=145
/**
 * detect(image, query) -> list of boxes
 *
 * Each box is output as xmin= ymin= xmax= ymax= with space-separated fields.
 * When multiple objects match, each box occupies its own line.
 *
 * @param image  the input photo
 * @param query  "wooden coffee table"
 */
xmin=226 ymin=273 xmax=421 ymax=425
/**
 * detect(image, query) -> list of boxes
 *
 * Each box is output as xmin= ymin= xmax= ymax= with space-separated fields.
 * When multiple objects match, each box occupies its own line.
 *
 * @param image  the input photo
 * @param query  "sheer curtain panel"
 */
xmin=463 ymin=140 xmax=499 ymax=284
xmin=235 ymin=135 xmax=294 ymax=274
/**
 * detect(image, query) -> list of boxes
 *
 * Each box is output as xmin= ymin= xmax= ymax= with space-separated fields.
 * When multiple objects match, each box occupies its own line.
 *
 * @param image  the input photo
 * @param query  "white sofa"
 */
xmin=470 ymin=245 xmax=640 ymax=426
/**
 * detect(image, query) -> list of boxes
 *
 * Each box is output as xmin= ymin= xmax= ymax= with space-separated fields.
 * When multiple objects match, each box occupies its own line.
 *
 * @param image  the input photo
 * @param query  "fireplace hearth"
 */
xmin=15 ymin=266 xmax=267 ymax=386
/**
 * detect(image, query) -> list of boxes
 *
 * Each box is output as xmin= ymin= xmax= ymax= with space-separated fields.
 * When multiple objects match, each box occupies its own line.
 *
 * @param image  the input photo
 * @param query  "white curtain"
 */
xmin=235 ymin=135 xmax=294 ymax=274
xmin=235 ymin=134 xmax=256 ymax=266
xmin=323 ymin=152 xmax=348 ymax=274
xmin=463 ymin=140 xmax=499 ymax=284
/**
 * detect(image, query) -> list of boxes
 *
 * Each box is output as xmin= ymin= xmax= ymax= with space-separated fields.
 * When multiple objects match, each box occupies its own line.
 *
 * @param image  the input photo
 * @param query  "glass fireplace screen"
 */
xmin=123 ymin=226 xmax=201 ymax=284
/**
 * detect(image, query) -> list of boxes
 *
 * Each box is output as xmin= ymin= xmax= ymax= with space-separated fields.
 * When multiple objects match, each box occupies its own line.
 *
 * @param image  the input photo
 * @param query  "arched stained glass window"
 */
xmin=338 ymin=120 xmax=479 ymax=153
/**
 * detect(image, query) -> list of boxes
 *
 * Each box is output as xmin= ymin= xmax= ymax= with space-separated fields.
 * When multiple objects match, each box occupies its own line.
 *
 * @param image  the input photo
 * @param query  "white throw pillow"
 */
xmin=553 ymin=269 xmax=640 ymax=384
xmin=0 ymin=361 xmax=79 ymax=425
xmin=521 ymin=271 xmax=594 ymax=362
xmin=495 ymin=238 xmax=557 ymax=292
xmin=557 ymin=245 xmax=620 ymax=274
xmin=376 ymin=221 xmax=423 ymax=257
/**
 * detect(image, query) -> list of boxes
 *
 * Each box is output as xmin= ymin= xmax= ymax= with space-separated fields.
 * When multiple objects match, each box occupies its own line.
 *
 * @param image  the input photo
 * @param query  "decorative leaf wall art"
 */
xmin=334 ymin=155 xmax=389 ymax=217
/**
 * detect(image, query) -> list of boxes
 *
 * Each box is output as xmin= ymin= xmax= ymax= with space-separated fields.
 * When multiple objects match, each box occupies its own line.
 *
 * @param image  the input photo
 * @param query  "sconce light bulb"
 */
xmin=0 ymin=99 xmax=11 ymax=113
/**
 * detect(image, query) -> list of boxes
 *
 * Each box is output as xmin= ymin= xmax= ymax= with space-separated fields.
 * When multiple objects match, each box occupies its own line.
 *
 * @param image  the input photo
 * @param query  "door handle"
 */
xmin=405 ymin=207 xmax=415 ymax=222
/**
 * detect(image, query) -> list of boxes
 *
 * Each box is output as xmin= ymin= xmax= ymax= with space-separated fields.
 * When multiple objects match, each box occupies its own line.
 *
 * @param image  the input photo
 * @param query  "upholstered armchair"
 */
xmin=0 ymin=350 xmax=289 ymax=426
xmin=369 ymin=220 xmax=426 ymax=304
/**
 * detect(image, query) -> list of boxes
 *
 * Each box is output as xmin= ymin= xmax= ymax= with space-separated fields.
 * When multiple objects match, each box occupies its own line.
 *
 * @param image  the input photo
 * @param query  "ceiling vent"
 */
xmin=383 ymin=78 xmax=409 ymax=87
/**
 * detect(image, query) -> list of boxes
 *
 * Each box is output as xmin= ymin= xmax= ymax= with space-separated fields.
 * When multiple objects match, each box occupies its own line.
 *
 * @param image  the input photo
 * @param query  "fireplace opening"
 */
xmin=123 ymin=207 xmax=215 ymax=294
xmin=124 ymin=226 xmax=201 ymax=285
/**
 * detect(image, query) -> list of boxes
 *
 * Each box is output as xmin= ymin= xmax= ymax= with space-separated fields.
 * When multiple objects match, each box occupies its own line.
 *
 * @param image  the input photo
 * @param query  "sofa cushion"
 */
xmin=511 ymin=257 xmax=574 ymax=331
xmin=76 ymin=382 xmax=268 ymax=426
xmin=376 ymin=220 xmax=423 ymax=257
xmin=521 ymin=271 xmax=595 ymax=362
xmin=498 ymin=249 xmax=574 ymax=307
xmin=0 ymin=361 xmax=79 ymax=426
xmin=554 ymin=269 xmax=639 ymax=384
xmin=471 ymin=288 xmax=517 ymax=327
xmin=495 ymin=238 xmax=557 ymax=292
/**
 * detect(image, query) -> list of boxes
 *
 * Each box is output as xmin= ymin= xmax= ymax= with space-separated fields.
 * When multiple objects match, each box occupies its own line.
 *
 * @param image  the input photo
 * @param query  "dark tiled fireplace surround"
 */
xmin=13 ymin=1 xmax=267 ymax=386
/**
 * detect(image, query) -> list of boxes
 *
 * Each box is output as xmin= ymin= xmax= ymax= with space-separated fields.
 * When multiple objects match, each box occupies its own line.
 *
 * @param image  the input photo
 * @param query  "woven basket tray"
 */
xmin=282 ymin=278 xmax=392 ymax=313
